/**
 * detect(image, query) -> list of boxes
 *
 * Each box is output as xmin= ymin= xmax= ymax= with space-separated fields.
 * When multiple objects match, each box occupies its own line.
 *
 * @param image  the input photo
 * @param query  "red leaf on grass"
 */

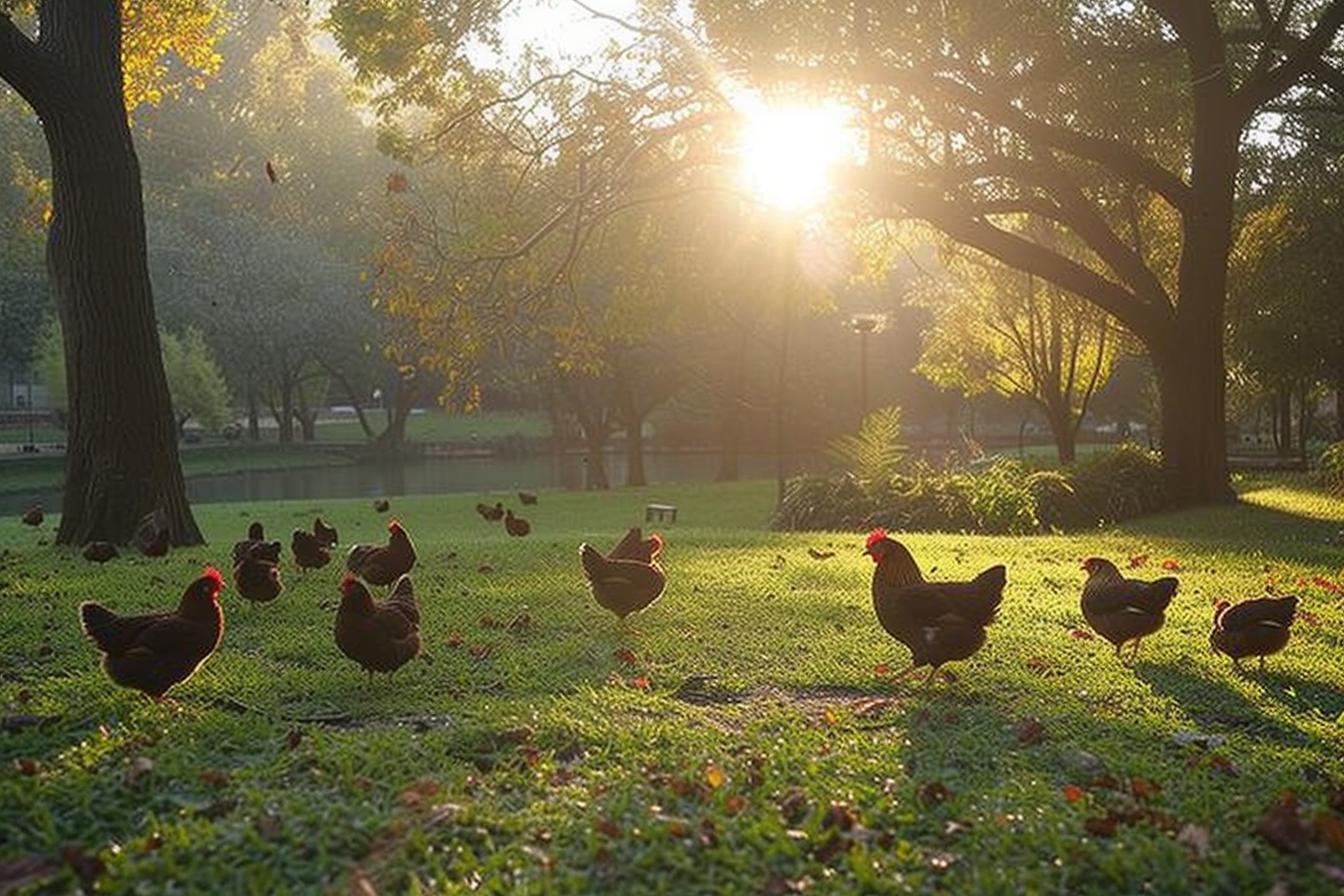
xmin=614 ymin=648 xmax=638 ymax=666
xmin=1069 ymin=628 xmax=1095 ymax=640
xmin=1257 ymin=794 xmax=1311 ymax=854
xmin=873 ymin=663 xmax=891 ymax=677
xmin=1130 ymin=777 xmax=1160 ymax=800
xmin=1299 ymin=610 xmax=1322 ymax=627
xmin=1312 ymin=576 xmax=1344 ymax=595
xmin=1061 ymin=784 xmax=1085 ymax=803
xmin=445 ymin=633 xmax=464 ymax=648
xmin=630 ymin=676 xmax=650 ymax=690
xmin=1084 ymin=814 xmax=1118 ymax=837
xmin=1161 ymin=559 xmax=1181 ymax=571
xmin=593 ymin=816 xmax=621 ymax=838
xmin=1128 ymin=554 xmax=1148 ymax=569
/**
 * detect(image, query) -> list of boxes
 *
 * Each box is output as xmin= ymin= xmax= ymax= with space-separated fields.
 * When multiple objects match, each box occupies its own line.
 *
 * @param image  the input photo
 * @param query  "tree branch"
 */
xmin=1236 ymin=0 xmax=1344 ymax=117
xmin=0 ymin=13 xmax=61 ymax=113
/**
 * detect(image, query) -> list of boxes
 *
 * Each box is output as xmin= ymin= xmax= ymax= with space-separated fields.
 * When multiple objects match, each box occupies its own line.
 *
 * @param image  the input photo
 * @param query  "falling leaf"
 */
xmin=918 ymin=781 xmax=953 ymax=807
xmin=1161 ymin=559 xmax=1181 ymax=571
xmin=1069 ymin=628 xmax=1095 ymax=640
xmin=1128 ymin=554 xmax=1148 ymax=568
xmin=1257 ymin=794 xmax=1311 ymax=854
xmin=614 ymin=648 xmax=638 ymax=666
xmin=1015 ymin=718 xmax=1046 ymax=745
xmin=1061 ymin=784 xmax=1085 ymax=803
xmin=1176 ymin=824 xmax=1212 ymax=860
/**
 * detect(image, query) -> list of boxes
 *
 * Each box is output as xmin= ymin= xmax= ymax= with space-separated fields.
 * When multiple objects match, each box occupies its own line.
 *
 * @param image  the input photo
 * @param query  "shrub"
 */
xmin=772 ymin=444 xmax=1169 ymax=534
xmin=826 ymin=405 xmax=905 ymax=482
xmin=1320 ymin=442 xmax=1344 ymax=495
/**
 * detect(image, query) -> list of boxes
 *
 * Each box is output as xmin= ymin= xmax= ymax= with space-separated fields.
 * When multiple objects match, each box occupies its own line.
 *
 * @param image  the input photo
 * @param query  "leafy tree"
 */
xmin=0 ymin=0 xmax=225 ymax=544
xmin=913 ymin=239 xmax=1118 ymax=464
xmin=160 ymin=327 xmax=231 ymax=435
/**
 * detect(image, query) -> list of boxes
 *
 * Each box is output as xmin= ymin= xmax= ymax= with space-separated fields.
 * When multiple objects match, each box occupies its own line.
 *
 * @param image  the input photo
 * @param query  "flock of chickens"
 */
xmin=43 ymin=496 xmax=1302 ymax=702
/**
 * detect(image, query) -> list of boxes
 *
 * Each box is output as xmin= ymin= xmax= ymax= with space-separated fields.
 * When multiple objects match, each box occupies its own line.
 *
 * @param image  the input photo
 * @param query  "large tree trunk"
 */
xmin=624 ymin=416 xmax=647 ymax=487
xmin=1151 ymin=331 xmax=1231 ymax=504
xmin=371 ymin=375 xmax=415 ymax=457
xmin=31 ymin=3 xmax=201 ymax=545
xmin=1044 ymin=404 xmax=1077 ymax=465
xmin=275 ymin=386 xmax=295 ymax=443
xmin=584 ymin=429 xmax=611 ymax=490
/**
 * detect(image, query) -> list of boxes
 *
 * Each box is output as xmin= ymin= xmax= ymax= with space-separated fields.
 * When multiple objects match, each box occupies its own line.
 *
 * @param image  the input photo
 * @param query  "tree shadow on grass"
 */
xmin=1120 ymin=497 xmax=1342 ymax=567
xmin=1253 ymin=668 xmax=1344 ymax=723
xmin=1134 ymin=662 xmax=1313 ymax=747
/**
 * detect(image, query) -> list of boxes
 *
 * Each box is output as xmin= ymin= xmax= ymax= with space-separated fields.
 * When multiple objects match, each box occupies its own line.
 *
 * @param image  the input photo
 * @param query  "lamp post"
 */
xmin=848 ymin=312 xmax=887 ymax=423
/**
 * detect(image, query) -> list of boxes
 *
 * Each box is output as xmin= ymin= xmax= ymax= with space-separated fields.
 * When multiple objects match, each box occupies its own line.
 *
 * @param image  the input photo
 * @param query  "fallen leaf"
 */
xmin=704 ymin=763 xmax=726 ymax=789
xmin=445 ymin=633 xmax=464 ymax=648
xmin=872 ymin=662 xmax=890 ymax=677
xmin=1130 ymin=777 xmax=1161 ymax=800
xmin=614 ymin=647 xmax=638 ymax=666
xmin=1312 ymin=576 xmax=1344 ymax=595
xmin=631 ymin=676 xmax=650 ymax=690
xmin=477 ymin=564 xmax=494 ymax=574
xmin=1128 ymin=554 xmax=1148 ymax=568
xmin=284 ymin=729 xmax=304 ymax=750
xmin=1315 ymin=811 xmax=1344 ymax=851
xmin=1176 ymin=824 xmax=1212 ymax=860
xmin=200 ymin=769 xmax=231 ymax=788
xmin=779 ymin=788 xmax=808 ymax=823
xmin=1161 ymin=559 xmax=1181 ymax=571
xmin=1298 ymin=610 xmax=1321 ymax=627
xmin=14 ymin=757 xmax=41 ymax=776
xmin=807 ymin=548 xmax=836 ymax=560
xmin=469 ymin=644 xmax=492 ymax=660
xmin=1084 ymin=814 xmax=1118 ymax=837
xmin=1258 ymin=794 xmax=1311 ymax=854
xmin=59 ymin=845 xmax=105 ymax=893
xmin=821 ymin=707 xmax=839 ymax=727
xmin=124 ymin=756 xmax=155 ymax=787
xmin=1069 ymin=628 xmax=1095 ymax=640
xmin=1062 ymin=784 xmax=1085 ymax=803
xmin=812 ymin=833 xmax=849 ymax=864
xmin=1015 ymin=718 xmax=1046 ymax=745
xmin=593 ymin=816 xmax=621 ymax=838
xmin=918 ymin=781 xmax=953 ymax=807
xmin=724 ymin=794 xmax=746 ymax=815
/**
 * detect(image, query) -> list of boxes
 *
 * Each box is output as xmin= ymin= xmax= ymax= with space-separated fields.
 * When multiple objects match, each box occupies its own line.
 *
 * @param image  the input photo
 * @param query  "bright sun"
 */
xmin=736 ymin=101 xmax=860 ymax=212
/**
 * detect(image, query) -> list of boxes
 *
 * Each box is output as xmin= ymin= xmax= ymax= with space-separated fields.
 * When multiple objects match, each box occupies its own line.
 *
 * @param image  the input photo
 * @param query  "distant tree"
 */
xmin=0 ymin=0 xmax=225 ymax=544
xmin=34 ymin=317 xmax=63 ymax=412
xmin=160 ymin=327 xmax=231 ymax=436
xmin=912 ymin=241 xmax=1118 ymax=464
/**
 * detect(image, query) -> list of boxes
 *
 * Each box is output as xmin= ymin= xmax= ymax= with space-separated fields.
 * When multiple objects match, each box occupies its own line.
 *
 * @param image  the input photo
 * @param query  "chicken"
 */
xmin=334 ymin=574 xmax=421 ymax=677
xmin=79 ymin=567 xmax=225 ymax=700
xmin=1210 ymin=595 xmax=1297 ymax=671
xmin=232 ymin=522 xmax=267 ymax=565
xmin=346 ymin=519 xmax=417 ymax=586
xmin=1080 ymin=557 xmax=1178 ymax=662
xmin=518 ymin=491 xmax=538 ymax=506
xmin=234 ymin=552 xmax=283 ymax=606
xmin=476 ymin=501 xmax=505 ymax=522
xmin=579 ymin=538 xmax=666 ymax=621
xmin=82 ymin=542 xmax=118 ymax=563
xmin=291 ymin=529 xmax=331 ymax=573
xmin=314 ymin=517 xmax=339 ymax=548
xmin=21 ymin=504 xmax=42 ymax=526
xmin=133 ymin=509 xmax=170 ymax=557
xmin=504 ymin=510 xmax=531 ymax=537
xmin=865 ymin=530 xmax=1006 ymax=686
xmin=608 ymin=526 xmax=663 ymax=564
xmin=373 ymin=498 xmax=390 ymax=513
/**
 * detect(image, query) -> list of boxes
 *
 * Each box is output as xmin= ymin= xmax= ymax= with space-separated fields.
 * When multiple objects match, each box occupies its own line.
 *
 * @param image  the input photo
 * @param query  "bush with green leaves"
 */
xmin=1320 ymin=442 xmax=1344 ymax=495
xmin=773 ymin=444 xmax=1168 ymax=534
xmin=825 ymin=405 xmax=905 ymax=482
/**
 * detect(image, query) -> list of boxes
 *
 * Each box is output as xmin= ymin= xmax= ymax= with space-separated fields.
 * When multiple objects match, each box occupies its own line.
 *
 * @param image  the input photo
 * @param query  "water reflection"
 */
xmin=4 ymin=452 xmax=799 ymax=513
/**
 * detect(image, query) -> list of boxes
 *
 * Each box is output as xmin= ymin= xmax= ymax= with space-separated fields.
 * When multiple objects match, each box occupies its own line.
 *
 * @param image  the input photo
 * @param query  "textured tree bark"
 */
xmin=1335 ymin=370 xmax=1344 ymax=440
xmin=1044 ymin=404 xmax=1077 ymax=465
xmin=18 ymin=2 xmax=202 ymax=545
xmin=1152 ymin=330 xmax=1233 ymax=504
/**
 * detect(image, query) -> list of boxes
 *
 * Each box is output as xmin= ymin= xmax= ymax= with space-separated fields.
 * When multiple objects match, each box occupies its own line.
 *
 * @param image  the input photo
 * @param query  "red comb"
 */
xmin=865 ymin=529 xmax=888 ymax=551
xmin=387 ymin=519 xmax=402 ymax=534
xmin=201 ymin=566 xmax=225 ymax=591
xmin=340 ymin=573 xmax=360 ymax=591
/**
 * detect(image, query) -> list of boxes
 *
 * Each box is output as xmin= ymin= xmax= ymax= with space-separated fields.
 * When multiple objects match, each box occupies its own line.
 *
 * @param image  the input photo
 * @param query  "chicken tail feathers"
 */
xmin=79 ymin=602 xmax=120 ymax=650
xmin=973 ymin=564 xmax=1007 ymax=594
xmin=1138 ymin=577 xmax=1179 ymax=612
xmin=387 ymin=574 xmax=420 ymax=626
xmin=579 ymin=543 xmax=607 ymax=580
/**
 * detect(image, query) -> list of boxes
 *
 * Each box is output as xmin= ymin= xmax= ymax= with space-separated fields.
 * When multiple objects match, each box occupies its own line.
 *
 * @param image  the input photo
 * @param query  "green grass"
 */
xmin=2 ymin=479 xmax=1342 ymax=893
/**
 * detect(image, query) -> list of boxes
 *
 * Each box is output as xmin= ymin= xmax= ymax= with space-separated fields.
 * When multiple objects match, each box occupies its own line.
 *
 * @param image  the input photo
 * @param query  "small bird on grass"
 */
xmin=1210 ymin=595 xmax=1298 ymax=672
xmin=865 ymin=530 xmax=1006 ymax=688
xmin=1080 ymin=557 xmax=1177 ymax=663
xmin=80 ymin=567 xmax=225 ymax=701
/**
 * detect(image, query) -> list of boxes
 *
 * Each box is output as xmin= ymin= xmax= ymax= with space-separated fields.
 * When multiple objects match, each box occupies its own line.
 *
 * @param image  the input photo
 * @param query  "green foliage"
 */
xmin=825 ymin=405 xmax=904 ymax=481
xmin=774 ymin=446 xmax=1167 ymax=534
xmin=34 ymin=316 xmax=65 ymax=412
xmin=161 ymin=327 xmax=232 ymax=433
xmin=1319 ymin=442 xmax=1344 ymax=495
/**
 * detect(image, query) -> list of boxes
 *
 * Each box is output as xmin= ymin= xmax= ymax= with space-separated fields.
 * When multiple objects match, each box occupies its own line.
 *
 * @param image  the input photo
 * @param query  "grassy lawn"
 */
xmin=1 ymin=479 xmax=1342 ymax=893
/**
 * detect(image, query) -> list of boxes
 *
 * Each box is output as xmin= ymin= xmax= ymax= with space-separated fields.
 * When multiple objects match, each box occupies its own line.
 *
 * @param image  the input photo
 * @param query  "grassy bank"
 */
xmin=1 ymin=479 xmax=1342 ymax=893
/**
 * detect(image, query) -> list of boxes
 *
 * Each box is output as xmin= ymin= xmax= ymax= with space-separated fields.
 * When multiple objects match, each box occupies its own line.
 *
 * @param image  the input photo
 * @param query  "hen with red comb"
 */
xmin=346 ymin=519 xmax=417 ymax=586
xmin=78 ymin=567 xmax=225 ymax=700
xmin=864 ymin=531 xmax=1006 ymax=687
xmin=581 ymin=527 xmax=667 ymax=623
xmin=334 ymin=574 xmax=421 ymax=678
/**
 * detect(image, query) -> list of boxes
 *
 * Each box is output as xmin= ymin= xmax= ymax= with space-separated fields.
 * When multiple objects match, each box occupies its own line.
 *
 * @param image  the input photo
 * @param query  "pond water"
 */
xmin=2 ymin=452 xmax=805 ymax=514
